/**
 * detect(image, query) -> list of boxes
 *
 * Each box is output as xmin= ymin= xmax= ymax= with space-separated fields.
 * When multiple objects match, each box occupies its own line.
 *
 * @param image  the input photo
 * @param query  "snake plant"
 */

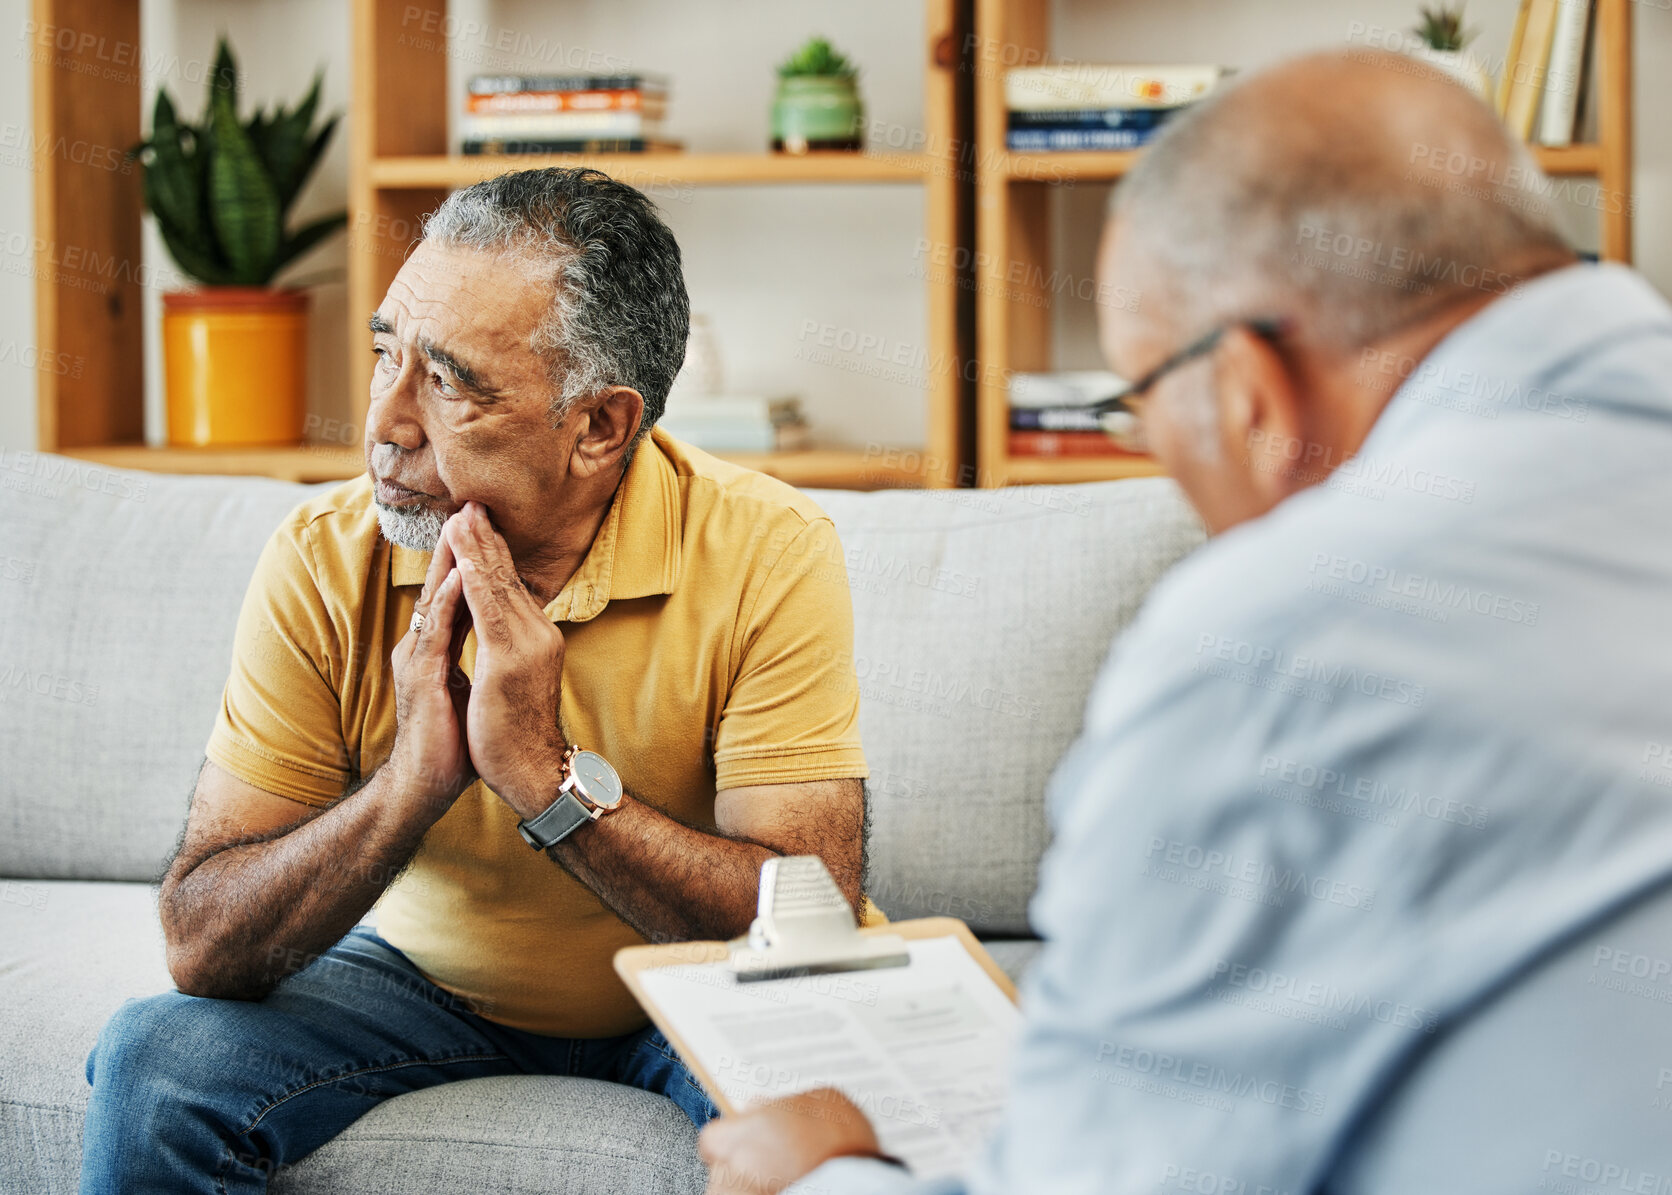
xmin=1412 ymin=4 xmax=1477 ymax=52
xmin=131 ymin=38 xmax=344 ymax=287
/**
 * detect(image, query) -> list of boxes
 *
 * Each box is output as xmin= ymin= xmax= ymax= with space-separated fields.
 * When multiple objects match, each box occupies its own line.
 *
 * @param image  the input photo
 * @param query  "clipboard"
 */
xmin=614 ymin=858 xmax=1022 ymax=1179
xmin=617 ymin=916 xmax=1020 ymax=1118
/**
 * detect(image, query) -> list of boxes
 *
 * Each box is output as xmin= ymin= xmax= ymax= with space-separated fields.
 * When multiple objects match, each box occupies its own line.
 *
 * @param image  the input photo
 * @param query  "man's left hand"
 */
xmin=442 ymin=501 xmax=568 ymax=816
xmin=698 ymin=1089 xmax=884 ymax=1195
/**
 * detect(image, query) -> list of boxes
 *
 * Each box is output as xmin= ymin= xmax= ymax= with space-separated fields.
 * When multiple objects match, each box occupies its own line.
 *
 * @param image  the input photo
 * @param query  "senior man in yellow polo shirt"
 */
xmin=77 ymin=167 xmax=870 ymax=1195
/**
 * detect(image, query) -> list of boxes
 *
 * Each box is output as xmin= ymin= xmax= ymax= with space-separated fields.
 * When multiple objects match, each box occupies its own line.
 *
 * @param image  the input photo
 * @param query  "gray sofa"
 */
xmin=0 ymin=455 xmax=1204 ymax=1194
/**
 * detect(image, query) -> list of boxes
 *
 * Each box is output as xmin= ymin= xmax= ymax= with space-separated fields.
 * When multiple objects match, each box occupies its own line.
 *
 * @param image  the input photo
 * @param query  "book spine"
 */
xmin=1497 ymin=0 xmax=1534 ymax=115
xmin=1005 ymin=127 xmax=1160 ymax=151
xmin=1009 ymin=407 xmax=1106 ymax=432
xmin=462 ymin=138 xmax=658 ymax=155
xmin=1505 ymin=0 xmax=1560 ymax=141
xmin=466 ymin=89 xmax=659 ymax=115
xmin=460 ymin=112 xmax=658 ymax=137
xmin=1005 ymin=107 xmax=1174 ymax=130
xmin=1008 ymin=431 xmax=1136 ymax=458
xmin=1536 ymin=0 xmax=1591 ymax=145
xmin=467 ymin=73 xmax=667 ymax=95
xmin=1004 ymin=66 xmax=1224 ymax=111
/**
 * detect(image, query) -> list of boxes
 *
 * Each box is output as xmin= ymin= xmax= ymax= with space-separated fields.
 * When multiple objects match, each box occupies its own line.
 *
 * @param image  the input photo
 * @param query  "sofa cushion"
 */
xmin=814 ymin=481 xmax=1203 ymax=933
xmin=0 ymin=880 xmax=705 ymax=1195
xmin=0 ymin=463 xmax=329 ymax=882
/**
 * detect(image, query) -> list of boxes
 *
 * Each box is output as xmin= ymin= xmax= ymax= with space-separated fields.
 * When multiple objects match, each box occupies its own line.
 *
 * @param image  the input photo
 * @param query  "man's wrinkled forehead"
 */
xmin=379 ymin=242 xmax=548 ymax=354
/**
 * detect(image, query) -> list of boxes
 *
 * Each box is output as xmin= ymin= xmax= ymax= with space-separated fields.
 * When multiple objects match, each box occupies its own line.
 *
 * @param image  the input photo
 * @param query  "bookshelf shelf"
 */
xmin=371 ymin=152 xmax=938 ymax=190
xmin=970 ymin=0 xmax=1635 ymax=490
xmin=999 ymin=149 xmax=1142 ymax=183
xmin=995 ymin=456 xmax=1164 ymax=485
xmin=61 ymin=444 xmax=366 ymax=484
xmin=1532 ymin=142 xmax=1604 ymax=176
xmin=56 ymin=443 xmax=915 ymax=491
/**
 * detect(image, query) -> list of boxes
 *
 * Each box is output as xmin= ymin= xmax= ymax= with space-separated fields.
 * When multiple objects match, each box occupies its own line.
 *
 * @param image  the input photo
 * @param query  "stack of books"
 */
xmin=461 ymin=72 xmax=676 ymax=154
xmin=1003 ymin=64 xmax=1227 ymax=152
xmin=1008 ymin=371 xmax=1137 ymax=459
xmin=1497 ymin=0 xmax=1595 ymax=146
xmin=658 ymin=396 xmax=809 ymax=455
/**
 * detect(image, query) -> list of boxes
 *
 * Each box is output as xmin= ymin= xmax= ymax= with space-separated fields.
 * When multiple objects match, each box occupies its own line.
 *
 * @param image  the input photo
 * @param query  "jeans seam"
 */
xmin=240 ymin=1050 xmax=509 ymax=1135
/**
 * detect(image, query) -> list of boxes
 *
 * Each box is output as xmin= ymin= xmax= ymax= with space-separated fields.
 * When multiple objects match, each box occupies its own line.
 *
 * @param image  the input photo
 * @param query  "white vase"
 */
xmin=1409 ymin=46 xmax=1494 ymax=102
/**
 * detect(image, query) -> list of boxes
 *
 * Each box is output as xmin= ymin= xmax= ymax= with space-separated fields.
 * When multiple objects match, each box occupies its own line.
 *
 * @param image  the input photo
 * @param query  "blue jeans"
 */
xmin=79 ymin=926 xmax=718 ymax=1194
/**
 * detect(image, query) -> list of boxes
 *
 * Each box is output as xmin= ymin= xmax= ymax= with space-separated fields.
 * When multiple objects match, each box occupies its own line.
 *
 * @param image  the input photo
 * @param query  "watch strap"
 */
xmin=518 ymin=789 xmax=592 ymax=850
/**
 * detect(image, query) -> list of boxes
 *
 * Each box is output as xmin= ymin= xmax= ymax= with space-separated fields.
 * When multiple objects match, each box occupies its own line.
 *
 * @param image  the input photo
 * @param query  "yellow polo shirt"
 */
xmin=205 ymin=428 xmax=868 ymax=1037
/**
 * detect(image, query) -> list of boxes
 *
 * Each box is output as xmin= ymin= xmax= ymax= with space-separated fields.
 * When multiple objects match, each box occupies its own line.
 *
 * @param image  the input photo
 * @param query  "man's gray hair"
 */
xmin=423 ymin=167 xmax=689 ymax=439
xmin=1111 ymin=50 xmax=1572 ymax=348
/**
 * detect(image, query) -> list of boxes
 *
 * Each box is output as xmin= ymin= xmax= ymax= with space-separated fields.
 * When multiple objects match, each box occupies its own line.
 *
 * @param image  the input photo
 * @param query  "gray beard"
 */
xmin=375 ymin=500 xmax=447 ymax=552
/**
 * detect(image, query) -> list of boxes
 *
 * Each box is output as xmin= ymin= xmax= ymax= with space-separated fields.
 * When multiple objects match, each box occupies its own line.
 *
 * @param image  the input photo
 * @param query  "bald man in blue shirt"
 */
xmin=699 ymin=47 xmax=1672 ymax=1195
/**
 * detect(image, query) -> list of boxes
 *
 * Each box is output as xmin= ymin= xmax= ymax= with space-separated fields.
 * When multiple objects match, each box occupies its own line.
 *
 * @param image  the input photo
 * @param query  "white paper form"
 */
xmin=636 ymin=936 xmax=1021 ymax=1180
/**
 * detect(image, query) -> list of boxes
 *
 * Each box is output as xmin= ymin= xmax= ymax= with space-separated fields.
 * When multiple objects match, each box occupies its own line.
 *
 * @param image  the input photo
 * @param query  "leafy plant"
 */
xmin=131 ymin=39 xmax=344 ymax=287
xmin=1412 ymin=4 xmax=1477 ymax=52
xmin=777 ymin=36 xmax=858 ymax=79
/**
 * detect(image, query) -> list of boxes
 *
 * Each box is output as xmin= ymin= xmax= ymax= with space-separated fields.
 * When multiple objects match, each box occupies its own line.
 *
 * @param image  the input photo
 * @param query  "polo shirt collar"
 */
xmin=389 ymin=429 xmax=684 ymax=624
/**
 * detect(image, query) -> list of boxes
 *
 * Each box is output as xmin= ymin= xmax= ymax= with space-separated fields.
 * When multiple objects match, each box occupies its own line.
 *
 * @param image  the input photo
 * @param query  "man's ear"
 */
xmin=569 ymin=386 xmax=646 ymax=478
xmin=1214 ymin=326 xmax=1310 ymax=508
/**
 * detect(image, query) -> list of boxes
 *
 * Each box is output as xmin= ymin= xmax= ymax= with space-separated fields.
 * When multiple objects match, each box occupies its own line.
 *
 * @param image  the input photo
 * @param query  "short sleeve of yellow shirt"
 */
xmin=206 ymin=512 xmax=371 ymax=804
xmin=204 ymin=430 xmax=868 ymax=1037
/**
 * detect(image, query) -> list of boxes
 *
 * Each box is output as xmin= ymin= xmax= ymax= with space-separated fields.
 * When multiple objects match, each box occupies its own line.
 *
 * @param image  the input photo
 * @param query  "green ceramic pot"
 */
xmin=771 ymin=75 xmax=864 ymax=153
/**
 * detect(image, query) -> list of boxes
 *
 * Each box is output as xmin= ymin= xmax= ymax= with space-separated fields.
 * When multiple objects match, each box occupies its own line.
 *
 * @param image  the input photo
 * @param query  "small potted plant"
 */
xmin=771 ymin=36 xmax=865 ymax=154
xmin=132 ymin=39 xmax=345 ymax=447
xmin=1409 ymin=4 xmax=1491 ymax=99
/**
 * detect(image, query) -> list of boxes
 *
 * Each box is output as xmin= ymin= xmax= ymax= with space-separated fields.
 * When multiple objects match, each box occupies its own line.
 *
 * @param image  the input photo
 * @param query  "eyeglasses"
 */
xmin=1091 ymin=317 xmax=1290 ymax=453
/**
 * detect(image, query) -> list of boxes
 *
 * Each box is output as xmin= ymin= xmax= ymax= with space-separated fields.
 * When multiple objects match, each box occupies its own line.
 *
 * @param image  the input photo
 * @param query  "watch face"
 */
xmin=572 ymin=750 xmax=623 ymax=809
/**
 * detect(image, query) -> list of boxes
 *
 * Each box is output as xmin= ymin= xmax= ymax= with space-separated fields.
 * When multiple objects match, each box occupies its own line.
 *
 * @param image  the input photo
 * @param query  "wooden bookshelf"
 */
xmin=970 ymin=0 xmax=1635 ymax=490
xmin=29 ymin=0 xmax=1636 ymax=494
xmin=28 ymin=0 xmax=970 ymax=492
xmin=346 ymin=0 xmax=971 ymax=491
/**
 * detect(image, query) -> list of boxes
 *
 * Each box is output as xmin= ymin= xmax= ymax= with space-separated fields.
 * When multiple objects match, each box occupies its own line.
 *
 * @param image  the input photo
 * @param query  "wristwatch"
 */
xmin=517 ymin=745 xmax=625 ymax=849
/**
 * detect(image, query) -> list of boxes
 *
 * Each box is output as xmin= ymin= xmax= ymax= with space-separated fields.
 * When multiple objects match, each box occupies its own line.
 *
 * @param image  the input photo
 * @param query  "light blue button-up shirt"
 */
xmin=798 ymin=264 xmax=1672 ymax=1195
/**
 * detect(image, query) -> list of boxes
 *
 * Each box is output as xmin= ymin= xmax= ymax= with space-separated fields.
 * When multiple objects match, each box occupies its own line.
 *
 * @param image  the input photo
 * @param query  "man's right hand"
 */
xmin=390 ymin=524 xmax=476 ymax=816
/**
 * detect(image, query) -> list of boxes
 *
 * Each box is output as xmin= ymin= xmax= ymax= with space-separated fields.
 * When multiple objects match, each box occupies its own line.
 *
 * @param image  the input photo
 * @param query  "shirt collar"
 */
xmin=389 ymin=428 xmax=685 ymax=623
xmin=1425 ymin=262 xmax=1668 ymax=375
xmin=1364 ymin=262 xmax=1672 ymax=455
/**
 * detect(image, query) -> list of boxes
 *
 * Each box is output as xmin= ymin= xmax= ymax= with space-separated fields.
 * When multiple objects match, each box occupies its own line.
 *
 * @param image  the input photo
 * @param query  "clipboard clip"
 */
xmin=729 ymin=856 xmax=910 ymax=983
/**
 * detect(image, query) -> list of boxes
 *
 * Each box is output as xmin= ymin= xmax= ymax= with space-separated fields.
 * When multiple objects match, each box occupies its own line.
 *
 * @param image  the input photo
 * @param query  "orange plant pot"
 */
xmin=163 ymin=288 xmax=309 ymax=446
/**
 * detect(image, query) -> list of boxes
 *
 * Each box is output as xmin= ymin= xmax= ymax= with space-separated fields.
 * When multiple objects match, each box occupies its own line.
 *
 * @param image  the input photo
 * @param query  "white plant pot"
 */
xmin=1409 ymin=46 xmax=1494 ymax=102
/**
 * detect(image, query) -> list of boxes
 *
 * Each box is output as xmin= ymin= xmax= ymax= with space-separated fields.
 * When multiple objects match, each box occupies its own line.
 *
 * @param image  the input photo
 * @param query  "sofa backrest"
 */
xmin=813 ymin=482 xmax=1202 ymax=932
xmin=0 ymin=455 xmax=1203 ymax=933
xmin=0 ymin=458 xmax=321 ymax=882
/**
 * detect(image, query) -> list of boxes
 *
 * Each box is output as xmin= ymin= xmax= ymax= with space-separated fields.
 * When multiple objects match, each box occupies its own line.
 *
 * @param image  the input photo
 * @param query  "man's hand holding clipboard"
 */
xmin=614 ymin=857 xmax=1021 ymax=1190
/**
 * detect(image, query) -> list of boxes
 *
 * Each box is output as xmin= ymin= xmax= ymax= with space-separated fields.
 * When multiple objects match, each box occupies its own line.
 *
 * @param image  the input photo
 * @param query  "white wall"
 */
xmin=2 ymin=0 xmax=1668 ymax=452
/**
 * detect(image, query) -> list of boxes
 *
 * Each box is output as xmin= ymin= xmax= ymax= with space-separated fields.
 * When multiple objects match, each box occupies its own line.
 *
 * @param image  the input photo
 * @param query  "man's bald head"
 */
xmin=1108 ymin=48 xmax=1574 ymax=348
xmin=1095 ymin=48 xmax=1578 ymax=536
